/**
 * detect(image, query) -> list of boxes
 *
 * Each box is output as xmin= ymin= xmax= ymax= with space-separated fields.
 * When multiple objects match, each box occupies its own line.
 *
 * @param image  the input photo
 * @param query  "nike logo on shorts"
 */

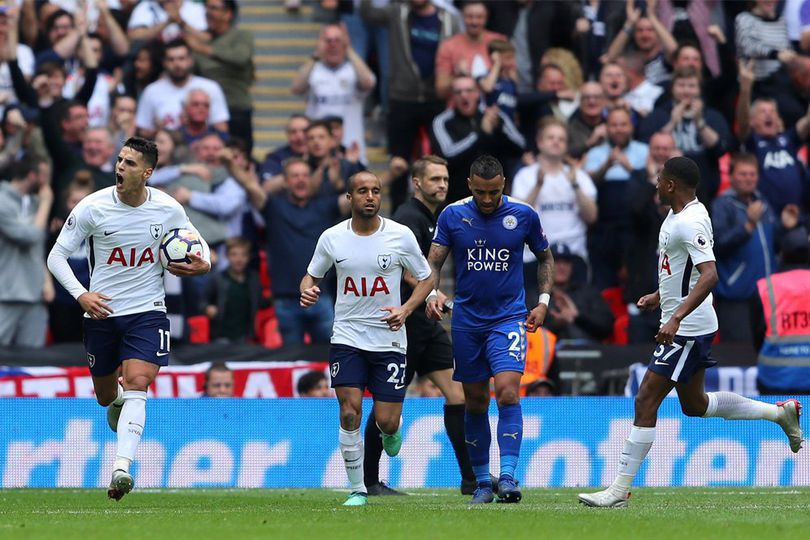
xmin=104 ymin=231 xmax=117 ymax=236
xmin=336 ymin=258 xmax=347 ymax=264
xmin=156 ymin=351 xmax=169 ymax=357
xmin=394 ymin=383 xmax=405 ymax=390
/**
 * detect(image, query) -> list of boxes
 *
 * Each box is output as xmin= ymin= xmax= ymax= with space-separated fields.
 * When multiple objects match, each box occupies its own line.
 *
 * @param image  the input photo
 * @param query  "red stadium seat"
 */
xmin=601 ymin=287 xmax=629 ymax=345
xmin=187 ymin=315 xmax=210 ymax=344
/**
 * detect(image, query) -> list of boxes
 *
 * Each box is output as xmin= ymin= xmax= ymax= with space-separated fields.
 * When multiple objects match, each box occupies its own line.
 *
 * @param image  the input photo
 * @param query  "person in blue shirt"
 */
xmin=426 ymin=154 xmax=554 ymax=505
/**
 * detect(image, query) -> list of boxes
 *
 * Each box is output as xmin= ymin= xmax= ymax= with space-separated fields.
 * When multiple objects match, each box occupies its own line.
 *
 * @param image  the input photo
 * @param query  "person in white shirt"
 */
xmin=135 ymin=39 xmax=229 ymax=138
xmin=579 ymin=156 xmax=803 ymax=509
xmin=299 ymin=170 xmax=433 ymax=506
xmin=127 ymin=0 xmax=207 ymax=44
xmin=291 ymin=23 xmax=376 ymax=165
xmin=511 ymin=117 xmax=598 ymax=286
xmin=46 ymin=137 xmax=211 ymax=501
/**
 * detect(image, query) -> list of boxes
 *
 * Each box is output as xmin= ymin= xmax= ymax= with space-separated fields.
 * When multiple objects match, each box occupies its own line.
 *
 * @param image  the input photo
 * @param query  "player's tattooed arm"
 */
xmin=526 ymin=248 xmax=554 ymax=332
xmin=299 ymin=273 xmax=323 ymax=308
xmin=535 ymin=247 xmax=554 ymax=295
xmin=425 ymin=243 xmax=450 ymax=320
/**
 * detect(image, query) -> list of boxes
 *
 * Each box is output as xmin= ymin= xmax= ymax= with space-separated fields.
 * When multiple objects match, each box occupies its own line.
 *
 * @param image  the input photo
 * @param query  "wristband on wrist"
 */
xmin=427 ymin=289 xmax=439 ymax=303
xmin=539 ymin=293 xmax=550 ymax=307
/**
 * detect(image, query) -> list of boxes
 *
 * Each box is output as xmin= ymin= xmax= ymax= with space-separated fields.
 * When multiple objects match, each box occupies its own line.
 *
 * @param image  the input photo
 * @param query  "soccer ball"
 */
xmin=159 ymin=228 xmax=203 ymax=268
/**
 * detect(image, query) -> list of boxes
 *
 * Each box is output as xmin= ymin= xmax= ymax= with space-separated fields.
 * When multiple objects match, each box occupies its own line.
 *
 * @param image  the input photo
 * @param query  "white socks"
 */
xmin=703 ymin=392 xmax=779 ymax=422
xmin=339 ymin=427 xmax=366 ymax=494
xmin=115 ymin=390 xmax=147 ymax=473
xmin=610 ymin=425 xmax=656 ymax=497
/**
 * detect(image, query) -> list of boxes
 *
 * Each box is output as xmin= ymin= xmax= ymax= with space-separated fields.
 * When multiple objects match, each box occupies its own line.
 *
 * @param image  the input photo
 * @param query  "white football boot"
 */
xmin=776 ymin=399 xmax=804 ymax=453
xmin=578 ymin=488 xmax=630 ymax=508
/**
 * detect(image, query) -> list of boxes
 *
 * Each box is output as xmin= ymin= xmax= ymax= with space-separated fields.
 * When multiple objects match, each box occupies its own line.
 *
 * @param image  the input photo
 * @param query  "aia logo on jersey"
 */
xmin=343 ymin=276 xmax=390 ymax=296
xmin=107 ymin=247 xmax=155 ymax=267
xmin=660 ymin=253 xmax=672 ymax=275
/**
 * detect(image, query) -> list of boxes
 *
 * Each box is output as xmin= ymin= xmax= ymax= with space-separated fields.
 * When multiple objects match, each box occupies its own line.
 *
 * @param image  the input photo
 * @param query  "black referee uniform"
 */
xmin=392 ymin=198 xmax=454 ymax=384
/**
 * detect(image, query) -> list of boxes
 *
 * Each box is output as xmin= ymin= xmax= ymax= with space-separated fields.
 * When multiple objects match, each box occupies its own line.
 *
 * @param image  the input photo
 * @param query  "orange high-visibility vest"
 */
xmin=756 ymin=269 xmax=810 ymax=391
xmin=520 ymin=328 xmax=557 ymax=395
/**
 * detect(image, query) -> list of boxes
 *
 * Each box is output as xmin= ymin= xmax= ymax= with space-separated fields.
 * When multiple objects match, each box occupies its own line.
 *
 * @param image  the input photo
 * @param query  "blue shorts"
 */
xmin=83 ymin=311 xmax=171 ymax=377
xmin=647 ymin=332 xmax=717 ymax=383
xmin=329 ymin=344 xmax=407 ymax=402
xmin=451 ymin=319 xmax=526 ymax=383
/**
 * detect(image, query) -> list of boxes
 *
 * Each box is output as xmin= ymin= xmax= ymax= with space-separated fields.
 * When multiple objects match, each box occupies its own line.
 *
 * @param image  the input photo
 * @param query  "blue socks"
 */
xmin=497 ymin=403 xmax=522 ymax=480
xmin=464 ymin=410 xmax=492 ymax=486
xmin=465 ymin=403 xmax=524 ymax=486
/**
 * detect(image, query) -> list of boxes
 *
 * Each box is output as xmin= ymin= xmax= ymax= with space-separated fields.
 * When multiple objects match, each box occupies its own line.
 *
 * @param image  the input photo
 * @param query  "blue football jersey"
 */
xmin=433 ymin=196 xmax=549 ymax=331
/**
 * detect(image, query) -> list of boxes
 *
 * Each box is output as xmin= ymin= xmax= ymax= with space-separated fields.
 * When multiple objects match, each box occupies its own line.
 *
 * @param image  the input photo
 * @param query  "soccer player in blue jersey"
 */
xmin=426 ymin=155 xmax=554 ymax=504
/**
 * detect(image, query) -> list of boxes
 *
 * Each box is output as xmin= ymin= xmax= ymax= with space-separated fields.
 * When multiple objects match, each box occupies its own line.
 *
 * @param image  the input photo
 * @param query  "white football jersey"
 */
xmin=657 ymin=199 xmax=718 ymax=336
xmin=307 ymin=218 xmax=431 ymax=353
xmin=55 ymin=187 xmax=210 ymax=317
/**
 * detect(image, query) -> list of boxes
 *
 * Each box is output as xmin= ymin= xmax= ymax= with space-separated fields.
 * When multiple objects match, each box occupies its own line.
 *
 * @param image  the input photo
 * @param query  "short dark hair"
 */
xmin=164 ymin=38 xmax=190 ymax=55
xmin=45 ymin=9 xmax=73 ymax=34
xmin=730 ymin=152 xmax=758 ymax=174
xmin=123 ymin=136 xmax=159 ymax=169
xmin=305 ymin=120 xmax=332 ymax=136
xmin=662 ymin=156 xmax=700 ymax=189
xmin=297 ymin=370 xmax=327 ymax=395
xmin=11 ymin=155 xmax=43 ymax=181
xmin=412 ymin=155 xmax=447 ymax=179
xmin=487 ymin=39 xmax=515 ymax=55
xmin=348 ymin=170 xmax=380 ymax=193
xmin=57 ymin=100 xmax=85 ymax=124
xmin=469 ymin=155 xmax=503 ymax=180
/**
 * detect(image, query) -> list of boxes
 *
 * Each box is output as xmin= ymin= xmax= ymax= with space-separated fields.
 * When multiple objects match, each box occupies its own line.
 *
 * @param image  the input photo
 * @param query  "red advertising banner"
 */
xmin=0 ymin=362 xmax=331 ymax=398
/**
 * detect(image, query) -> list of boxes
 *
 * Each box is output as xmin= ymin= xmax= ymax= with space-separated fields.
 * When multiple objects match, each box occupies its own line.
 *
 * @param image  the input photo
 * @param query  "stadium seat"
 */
xmin=601 ymin=287 xmax=629 ymax=345
xmin=187 ymin=316 xmax=210 ymax=344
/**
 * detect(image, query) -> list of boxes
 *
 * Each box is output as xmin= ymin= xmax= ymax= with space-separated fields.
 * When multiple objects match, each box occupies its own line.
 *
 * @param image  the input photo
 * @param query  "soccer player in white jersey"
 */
xmin=46 ymin=137 xmax=211 ymax=501
xmin=578 ymin=156 xmax=803 ymax=508
xmin=300 ymin=171 xmax=434 ymax=506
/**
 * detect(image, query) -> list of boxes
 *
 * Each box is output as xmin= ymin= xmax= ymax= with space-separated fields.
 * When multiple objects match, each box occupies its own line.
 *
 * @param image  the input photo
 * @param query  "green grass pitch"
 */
xmin=2 ymin=488 xmax=809 ymax=539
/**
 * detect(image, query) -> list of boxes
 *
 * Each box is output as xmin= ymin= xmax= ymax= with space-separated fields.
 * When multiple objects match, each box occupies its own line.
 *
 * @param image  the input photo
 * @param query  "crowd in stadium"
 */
xmin=2 ymin=0 xmax=810 ymax=374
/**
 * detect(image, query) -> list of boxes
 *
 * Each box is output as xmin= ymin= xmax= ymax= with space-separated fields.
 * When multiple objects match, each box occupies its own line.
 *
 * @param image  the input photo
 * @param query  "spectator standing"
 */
xmin=178 ymin=88 xmax=228 ymax=146
xmin=585 ymin=105 xmax=649 ymax=289
xmin=603 ymin=0 xmax=678 ymax=87
xmin=233 ymin=157 xmax=349 ymax=347
xmin=712 ymin=154 xmax=778 ymax=343
xmin=359 ymin=0 xmax=458 ymax=209
xmin=735 ymin=0 xmax=802 ymax=126
xmin=567 ymin=81 xmax=607 ymax=160
xmin=260 ymin=114 xmax=310 ymax=180
xmin=136 ymin=39 xmax=229 ymax=139
xmin=204 ymin=237 xmax=264 ymax=343
xmin=511 ymin=117 xmax=598 ymax=289
xmin=430 ymin=75 xmax=524 ymax=203
xmin=0 ymin=157 xmax=54 ymax=347
xmin=624 ymin=131 xmax=677 ymax=343
xmin=640 ymin=66 xmax=730 ymax=204
xmin=48 ymin=178 xmax=92 ymax=343
xmin=127 ymin=0 xmax=207 ymax=45
xmin=751 ymin=219 xmax=810 ymax=394
xmin=736 ymin=59 xmax=810 ymax=215
xmin=434 ymin=1 xmax=505 ymax=101
xmin=291 ymin=23 xmax=376 ymax=165
xmin=0 ymin=7 xmax=35 ymax=117
xmin=186 ymin=0 xmax=255 ymax=151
